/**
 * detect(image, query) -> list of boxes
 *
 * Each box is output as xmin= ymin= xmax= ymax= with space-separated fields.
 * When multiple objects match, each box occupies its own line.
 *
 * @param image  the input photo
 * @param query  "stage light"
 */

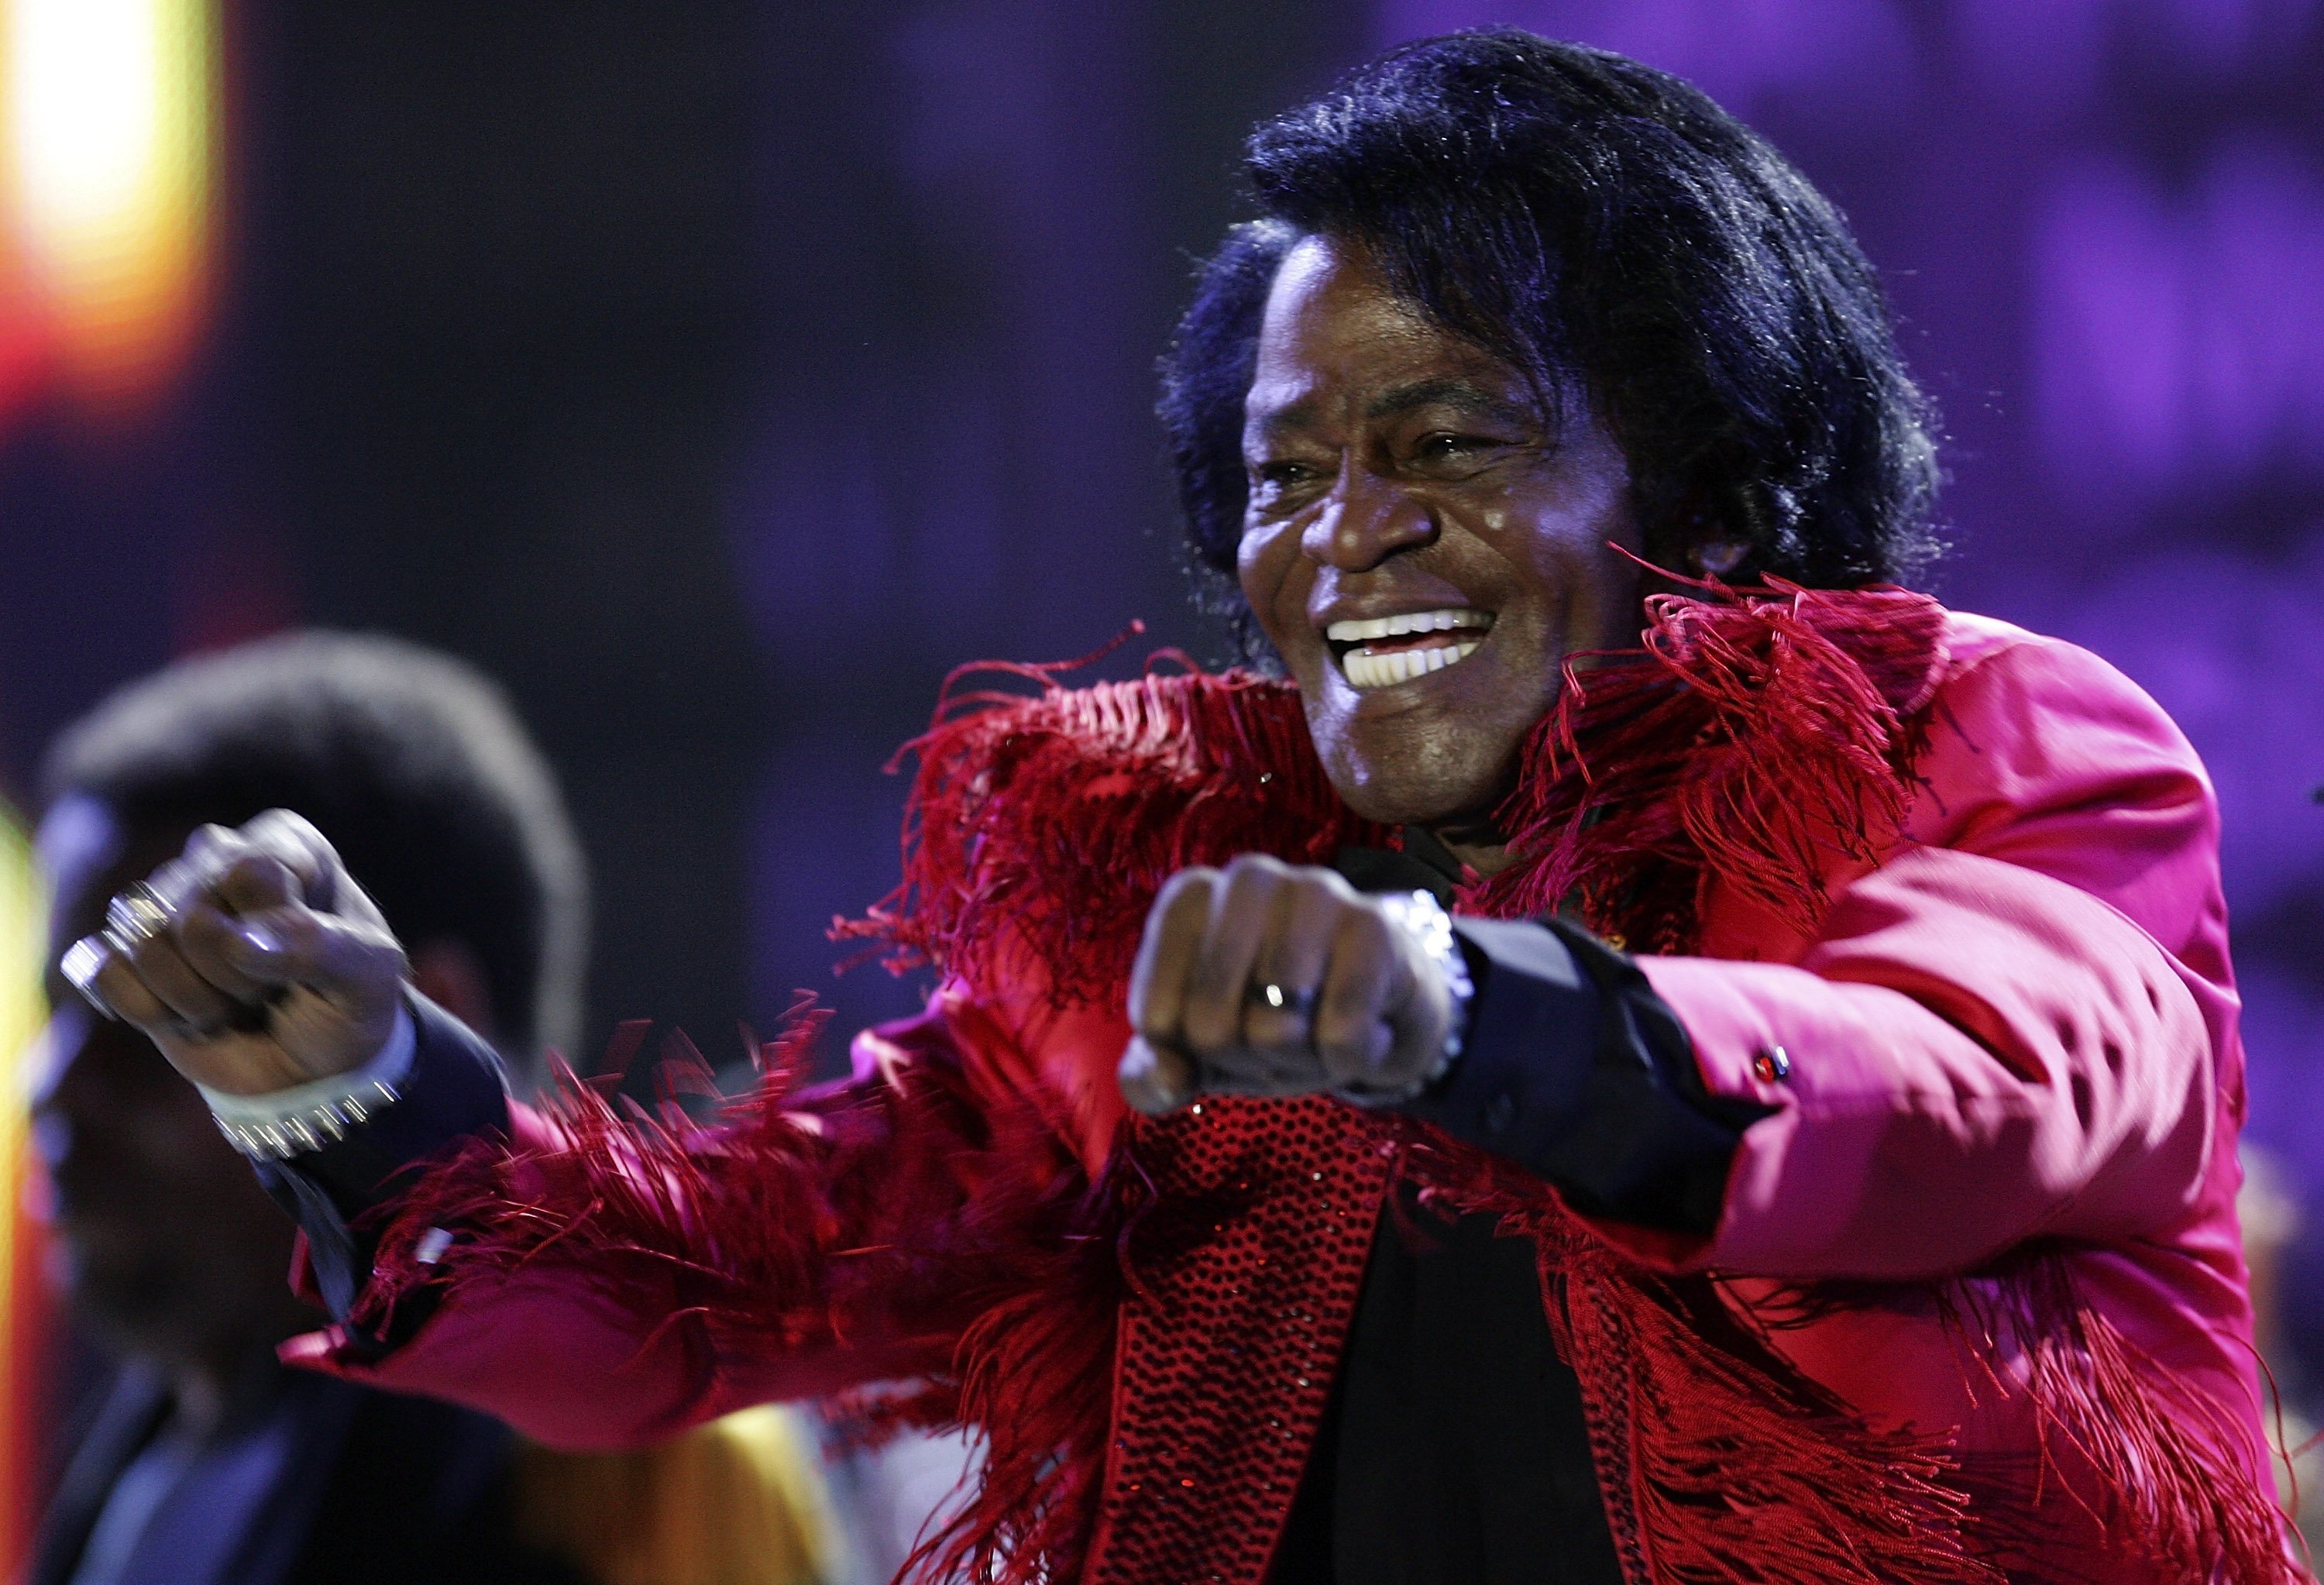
xmin=2 ymin=0 xmax=213 ymax=406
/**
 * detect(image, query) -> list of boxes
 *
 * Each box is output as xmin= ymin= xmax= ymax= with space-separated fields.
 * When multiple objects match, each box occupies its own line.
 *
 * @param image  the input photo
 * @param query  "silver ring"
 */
xmin=104 ymin=882 xmax=174 ymax=947
xmin=1247 ymin=981 xmax=1318 ymax=1019
xmin=60 ymin=935 xmax=118 ymax=1019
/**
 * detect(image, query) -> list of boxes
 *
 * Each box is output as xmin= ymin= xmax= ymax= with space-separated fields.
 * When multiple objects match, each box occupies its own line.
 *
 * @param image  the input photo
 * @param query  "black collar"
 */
xmin=1332 ymin=827 xmax=1464 ymax=904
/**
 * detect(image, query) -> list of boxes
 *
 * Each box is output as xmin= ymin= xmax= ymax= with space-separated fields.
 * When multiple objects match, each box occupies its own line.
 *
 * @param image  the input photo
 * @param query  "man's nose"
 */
xmin=1298 ymin=466 xmax=1435 ymax=572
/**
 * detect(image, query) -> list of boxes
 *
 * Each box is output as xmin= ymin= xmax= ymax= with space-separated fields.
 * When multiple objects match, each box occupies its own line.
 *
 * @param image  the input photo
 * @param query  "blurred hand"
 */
xmin=1119 ymin=853 xmax=1451 ymax=1116
xmin=64 ymin=809 xmax=408 ymax=1097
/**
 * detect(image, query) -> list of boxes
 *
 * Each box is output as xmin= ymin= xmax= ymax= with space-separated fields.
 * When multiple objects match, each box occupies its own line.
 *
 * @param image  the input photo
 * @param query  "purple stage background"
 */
xmin=3 ymin=0 xmax=2323 ymax=1412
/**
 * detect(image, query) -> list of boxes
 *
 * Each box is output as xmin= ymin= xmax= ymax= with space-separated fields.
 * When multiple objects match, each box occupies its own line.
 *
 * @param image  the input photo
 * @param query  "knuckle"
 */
xmin=187 ymin=823 xmax=239 ymax=861
xmin=1154 ymin=869 xmax=1215 ymax=923
xmin=246 ymin=807 xmax=300 ymax=839
xmin=251 ymin=809 xmax=326 ymax=866
xmin=218 ymin=853 xmax=273 ymax=888
xmin=1219 ymin=856 xmax=1282 ymax=903
xmin=1160 ymin=866 xmax=1215 ymax=900
xmin=1295 ymin=866 xmax=1353 ymax=906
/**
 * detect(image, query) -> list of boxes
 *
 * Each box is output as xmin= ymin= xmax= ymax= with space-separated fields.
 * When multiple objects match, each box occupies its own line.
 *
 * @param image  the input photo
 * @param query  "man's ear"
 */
xmin=408 ymin=938 xmax=500 ymax=1048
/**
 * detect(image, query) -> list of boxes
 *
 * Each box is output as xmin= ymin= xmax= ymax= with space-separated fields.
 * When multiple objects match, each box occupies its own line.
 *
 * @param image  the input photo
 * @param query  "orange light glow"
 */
xmin=2 ymin=0 xmax=214 ymax=407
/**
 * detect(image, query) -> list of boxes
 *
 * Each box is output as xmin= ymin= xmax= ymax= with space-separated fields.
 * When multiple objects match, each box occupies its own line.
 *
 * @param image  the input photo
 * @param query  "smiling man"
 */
xmin=1238 ymin=244 xmax=1642 ymax=828
xmin=54 ymin=29 xmax=2298 ymax=1585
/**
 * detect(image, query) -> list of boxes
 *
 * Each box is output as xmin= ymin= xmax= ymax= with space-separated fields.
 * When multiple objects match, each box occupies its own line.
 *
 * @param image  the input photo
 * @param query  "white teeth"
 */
xmin=1324 ymin=607 xmax=1490 ymax=643
xmin=1341 ymin=640 xmax=1482 ymax=691
xmin=1325 ymin=607 xmax=1492 ymax=693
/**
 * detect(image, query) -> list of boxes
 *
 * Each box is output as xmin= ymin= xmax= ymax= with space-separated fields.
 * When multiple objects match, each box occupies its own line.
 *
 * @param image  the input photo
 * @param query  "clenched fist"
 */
xmin=62 ymin=809 xmax=409 ymax=1097
xmin=1119 ymin=853 xmax=1455 ymax=1116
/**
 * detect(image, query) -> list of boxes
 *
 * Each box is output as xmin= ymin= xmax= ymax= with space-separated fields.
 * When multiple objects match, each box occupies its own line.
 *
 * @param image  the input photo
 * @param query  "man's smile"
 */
xmin=1324 ymin=606 xmax=1493 ymax=690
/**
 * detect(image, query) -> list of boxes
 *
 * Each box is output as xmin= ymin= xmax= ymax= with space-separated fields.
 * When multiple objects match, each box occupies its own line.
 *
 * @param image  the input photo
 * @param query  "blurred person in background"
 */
xmin=2240 ymin=1145 xmax=2324 ymax=1557
xmin=53 ymin=30 xmax=2307 ymax=1584
xmin=25 ymin=633 xmax=834 ymax=1585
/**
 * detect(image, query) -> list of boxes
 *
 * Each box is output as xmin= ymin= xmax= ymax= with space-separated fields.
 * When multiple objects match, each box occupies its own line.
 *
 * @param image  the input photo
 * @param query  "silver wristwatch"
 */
xmin=211 ymin=1077 xmax=404 ymax=1160
xmin=202 ymin=1006 xmax=415 ymax=1161
xmin=1336 ymin=889 xmax=1476 ymax=1108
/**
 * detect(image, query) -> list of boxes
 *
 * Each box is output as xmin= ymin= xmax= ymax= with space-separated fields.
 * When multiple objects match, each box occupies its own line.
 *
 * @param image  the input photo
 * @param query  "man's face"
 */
xmin=27 ymin=798 xmax=308 ymax=1369
xmin=1237 ymin=236 xmax=1644 ymax=834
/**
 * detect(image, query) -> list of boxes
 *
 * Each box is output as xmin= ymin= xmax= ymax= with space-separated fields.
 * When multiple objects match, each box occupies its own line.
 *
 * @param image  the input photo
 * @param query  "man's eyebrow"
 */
xmin=1363 ymin=378 xmax=1535 ymax=428
xmin=1243 ymin=396 xmax=1319 ymax=444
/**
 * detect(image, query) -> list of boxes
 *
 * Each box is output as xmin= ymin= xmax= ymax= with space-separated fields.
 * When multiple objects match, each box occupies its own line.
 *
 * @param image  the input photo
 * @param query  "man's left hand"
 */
xmin=1119 ymin=853 xmax=1451 ymax=1115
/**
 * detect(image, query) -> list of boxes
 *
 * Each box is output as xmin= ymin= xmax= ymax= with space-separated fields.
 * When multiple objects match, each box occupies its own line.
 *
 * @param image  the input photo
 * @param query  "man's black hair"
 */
xmin=1160 ymin=29 xmax=1942 ymax=655
xmin=42 ymin=632 xmax=588 ymax=1066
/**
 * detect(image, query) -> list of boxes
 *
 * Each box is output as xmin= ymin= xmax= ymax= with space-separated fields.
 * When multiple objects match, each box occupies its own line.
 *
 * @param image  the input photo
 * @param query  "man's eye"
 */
xmin=1253 ymin=460 xmax=1317 ymax=490
xmin=1415 ymin=431 xmax=1499 ymax=462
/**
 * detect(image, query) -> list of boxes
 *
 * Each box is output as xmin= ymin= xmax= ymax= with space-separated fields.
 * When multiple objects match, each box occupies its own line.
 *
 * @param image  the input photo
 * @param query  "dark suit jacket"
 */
xmin=28 ymin=1363 xmax=586 ymax=1585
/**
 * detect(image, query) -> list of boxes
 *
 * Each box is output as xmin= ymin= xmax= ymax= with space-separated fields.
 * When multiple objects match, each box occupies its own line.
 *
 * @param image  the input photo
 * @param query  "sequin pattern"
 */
xmin=1086 ymin=1095 xmax=1395 ymax=1585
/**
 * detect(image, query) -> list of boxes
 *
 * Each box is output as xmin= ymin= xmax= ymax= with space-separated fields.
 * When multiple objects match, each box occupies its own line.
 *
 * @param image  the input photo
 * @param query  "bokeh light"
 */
xmin=1 ymin=0 xmax=213 ymax=407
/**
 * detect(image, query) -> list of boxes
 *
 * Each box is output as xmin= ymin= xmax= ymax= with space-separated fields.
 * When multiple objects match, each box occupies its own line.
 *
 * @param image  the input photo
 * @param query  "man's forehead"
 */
xmin=1246 ymin=246 xmax=1532 ymax=435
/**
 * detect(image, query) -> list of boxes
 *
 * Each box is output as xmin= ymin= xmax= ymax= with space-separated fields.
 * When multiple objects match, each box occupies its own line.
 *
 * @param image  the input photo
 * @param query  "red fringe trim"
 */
xmin=356 ymin=999 xmax=1136 ymax=1585
xmin=1465 ymin=579 xmax=1949 ymax=951
xmin=1939 ymin=1249 xmax=2298 ymax=1583
xmin=367 ymin=587 xmax=2295 ymax=1582
xmin=837 ymin=659 xmax=1387 ymax=1009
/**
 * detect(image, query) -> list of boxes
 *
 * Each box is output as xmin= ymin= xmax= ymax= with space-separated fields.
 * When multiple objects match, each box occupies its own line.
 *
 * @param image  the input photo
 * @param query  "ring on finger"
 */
xmin=1246 ymin=981 xmax=1318 ymax=1019
xmin=104 ymin=882 xmax=174 ymax=947
xmin=60 ymin=935 xmax=119 ymax=1019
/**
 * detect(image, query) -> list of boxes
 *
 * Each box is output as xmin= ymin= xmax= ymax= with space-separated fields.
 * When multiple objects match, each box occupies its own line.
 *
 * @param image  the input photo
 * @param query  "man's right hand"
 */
xmin=65 ymin=809 xmax=410 ymax=1097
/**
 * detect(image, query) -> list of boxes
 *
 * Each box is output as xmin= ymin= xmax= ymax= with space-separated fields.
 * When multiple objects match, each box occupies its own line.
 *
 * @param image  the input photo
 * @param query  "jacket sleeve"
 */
xmin=280 ymin=985 xmax=1094 ymax=1451
xmin=1610 ymin=633 xmax=2229 ymax=1279
xmin=260 ymin=995 xmax=516 ymax=1323
xmin=1400 ymin=917 xmax=1761 ymax=1236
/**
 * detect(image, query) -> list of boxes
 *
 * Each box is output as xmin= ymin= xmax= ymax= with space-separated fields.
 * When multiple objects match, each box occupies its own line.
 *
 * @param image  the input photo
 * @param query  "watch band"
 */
xmin=202 ymin=1003 xmax=415 ymax=1160
xmin=1334 ymin=888 xmax=1475 ymax=1108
